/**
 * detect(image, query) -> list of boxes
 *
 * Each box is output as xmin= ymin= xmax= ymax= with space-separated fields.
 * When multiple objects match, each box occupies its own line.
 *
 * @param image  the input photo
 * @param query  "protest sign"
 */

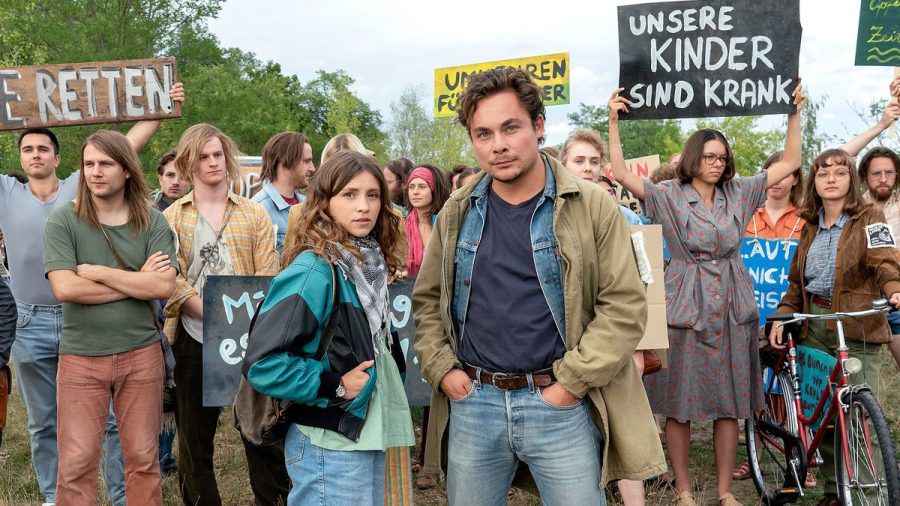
xmin=796 ymin=345 xmax=837 ymax=432
xmin=434 ymin=52 xmax=569 ymax=118
xmin=630 ymin=224 xmax=669 ymax=355
xmin=203 ymin=276 xmax=431 ymax=407
xmin=0 ymin=58 xmax=180 ymax=131
xmin=231 ymin=156 xmax=264 ymax=199
xmin=617 ymin=0 xmax=801 ymax=120
xmin=603 ymin=154 xmax=660 ymax=213
xmin=741 ymin=237 xmax=799 ymax=326
xmin=855 ymin=0 xmax=900 ymax=66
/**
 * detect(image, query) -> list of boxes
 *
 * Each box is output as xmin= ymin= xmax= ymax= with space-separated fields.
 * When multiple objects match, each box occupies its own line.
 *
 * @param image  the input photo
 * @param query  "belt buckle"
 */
xmin=491 ymin=372 xmax=511 ymax=389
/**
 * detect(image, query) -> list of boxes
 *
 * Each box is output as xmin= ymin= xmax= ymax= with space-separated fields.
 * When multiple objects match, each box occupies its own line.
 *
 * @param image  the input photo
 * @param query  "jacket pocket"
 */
xmin=664 ymin=270 xmax=699 ymax=328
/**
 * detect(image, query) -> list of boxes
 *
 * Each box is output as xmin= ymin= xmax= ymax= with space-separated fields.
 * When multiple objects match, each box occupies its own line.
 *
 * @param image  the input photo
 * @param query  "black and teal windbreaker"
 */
xmin=243 ymin=250 xmax=404 ymax=442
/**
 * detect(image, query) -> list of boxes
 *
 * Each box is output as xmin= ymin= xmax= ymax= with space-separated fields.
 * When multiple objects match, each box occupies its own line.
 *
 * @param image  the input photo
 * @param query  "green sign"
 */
xmin=855 ymin=1 xmax=900 ymax=66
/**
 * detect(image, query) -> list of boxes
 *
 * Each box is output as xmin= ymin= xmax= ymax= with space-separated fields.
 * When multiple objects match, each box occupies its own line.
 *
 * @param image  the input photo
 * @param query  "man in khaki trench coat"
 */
xmin=413 ymin=68 xmax=666 ymax=505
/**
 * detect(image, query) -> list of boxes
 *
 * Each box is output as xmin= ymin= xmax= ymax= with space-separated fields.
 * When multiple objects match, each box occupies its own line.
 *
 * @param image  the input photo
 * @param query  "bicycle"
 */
xmin=746 ymin=299 xmax=900 ymax=505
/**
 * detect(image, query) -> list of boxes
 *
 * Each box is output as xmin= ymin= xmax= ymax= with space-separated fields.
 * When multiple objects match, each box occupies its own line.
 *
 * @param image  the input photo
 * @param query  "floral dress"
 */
xmin=642 ymin=173 xmax=767 ymax=421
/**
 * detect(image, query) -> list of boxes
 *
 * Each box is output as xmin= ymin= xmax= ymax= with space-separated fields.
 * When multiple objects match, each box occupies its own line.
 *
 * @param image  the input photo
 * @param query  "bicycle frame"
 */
xmin=767 ymin=317 xmax=873 ymax=489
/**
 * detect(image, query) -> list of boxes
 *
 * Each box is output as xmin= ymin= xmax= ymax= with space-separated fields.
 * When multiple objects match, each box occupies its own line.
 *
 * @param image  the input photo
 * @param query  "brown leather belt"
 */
xmin=811 ymin=295 xmax=832 ymax=308
xmin=462 ymin=364 xmax=556 ymax=391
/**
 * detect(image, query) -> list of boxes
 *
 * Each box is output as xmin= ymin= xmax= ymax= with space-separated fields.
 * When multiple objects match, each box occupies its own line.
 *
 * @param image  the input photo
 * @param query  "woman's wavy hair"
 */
xmin=799 ymin=148 xmax=864 ymax=223
xmin=282 ymin=150 xmax=403 ymax=272
xmin=75 ymin=130 xmax=150 ymax=234
xmin=675 ymin=129 xmax=736 ymax=184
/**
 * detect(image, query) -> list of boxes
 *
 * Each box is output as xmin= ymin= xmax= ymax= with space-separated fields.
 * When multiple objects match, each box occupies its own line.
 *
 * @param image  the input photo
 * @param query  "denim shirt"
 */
xmin=451 ymin=161 xmax=566 ymax=346
xmin=252 ymin=182 xmax=306 ymax=254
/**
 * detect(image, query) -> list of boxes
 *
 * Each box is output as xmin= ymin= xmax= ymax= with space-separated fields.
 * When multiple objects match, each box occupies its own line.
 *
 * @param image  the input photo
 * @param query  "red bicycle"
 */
xmin=747 ymin=299 xmax=900 ymax=505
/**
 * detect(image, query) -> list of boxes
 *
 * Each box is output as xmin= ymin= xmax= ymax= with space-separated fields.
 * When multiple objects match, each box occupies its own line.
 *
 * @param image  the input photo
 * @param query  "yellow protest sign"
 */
xmin=433 ymin=52 xmax=570 ymax=118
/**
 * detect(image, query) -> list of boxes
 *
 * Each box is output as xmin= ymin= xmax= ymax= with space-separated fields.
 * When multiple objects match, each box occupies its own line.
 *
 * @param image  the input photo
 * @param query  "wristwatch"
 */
xmin=335 ymin=380 xmax=346 ymax=399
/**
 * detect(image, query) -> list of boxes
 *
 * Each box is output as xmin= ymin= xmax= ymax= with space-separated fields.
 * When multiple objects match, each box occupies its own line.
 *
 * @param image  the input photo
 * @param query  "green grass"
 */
xmin=1 ymin=352 xmax=898 ymax=505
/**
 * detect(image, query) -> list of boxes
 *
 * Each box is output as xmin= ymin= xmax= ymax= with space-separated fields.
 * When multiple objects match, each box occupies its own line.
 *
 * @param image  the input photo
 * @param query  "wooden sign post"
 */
xmin=0 ymin=57 xmax=181 ymax=131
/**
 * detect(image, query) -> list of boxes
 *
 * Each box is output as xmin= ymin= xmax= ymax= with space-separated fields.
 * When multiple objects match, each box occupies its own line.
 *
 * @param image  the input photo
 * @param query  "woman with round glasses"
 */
xmin=606 ymin=85 xmax=806 ymax=506
xmin=769 ymin=149 xmax=900 ymax=505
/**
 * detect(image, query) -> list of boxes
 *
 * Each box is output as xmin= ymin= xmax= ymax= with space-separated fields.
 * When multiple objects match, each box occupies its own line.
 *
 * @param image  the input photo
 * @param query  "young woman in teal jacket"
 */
xmin=243 ymin=150 xmax=413 ymax=505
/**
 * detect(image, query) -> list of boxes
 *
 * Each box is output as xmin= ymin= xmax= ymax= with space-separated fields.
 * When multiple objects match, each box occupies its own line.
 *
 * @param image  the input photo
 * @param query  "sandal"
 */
xmin=673 ymin=491 xmax=697 ymax=506
xmin=718 ymin=492 xmax=743 ymax=506
xmin=732 ymin=458 xmax=752 ymax=480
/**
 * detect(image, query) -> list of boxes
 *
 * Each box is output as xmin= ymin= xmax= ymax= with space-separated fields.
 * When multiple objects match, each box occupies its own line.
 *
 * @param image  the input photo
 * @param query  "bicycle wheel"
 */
xmin=747 ymin=369 xmax=805 ymax=505
xmin=834 ymin=389 xmax=900 ymax=505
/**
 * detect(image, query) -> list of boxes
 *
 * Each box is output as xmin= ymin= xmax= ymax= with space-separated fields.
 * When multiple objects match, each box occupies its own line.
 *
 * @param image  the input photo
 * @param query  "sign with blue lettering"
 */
xmin=202 ymin=276 xmax=430 ymax=407
xmin=796 ymin=345 xmax=837 ymax=432
xmin=740 ymin=238 xmax=799 ymax=325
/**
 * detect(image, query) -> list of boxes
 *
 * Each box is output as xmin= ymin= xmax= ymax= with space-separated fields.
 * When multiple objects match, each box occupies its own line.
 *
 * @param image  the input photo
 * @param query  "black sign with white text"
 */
xmin=617 ymin=0 xmax=801 ymax=120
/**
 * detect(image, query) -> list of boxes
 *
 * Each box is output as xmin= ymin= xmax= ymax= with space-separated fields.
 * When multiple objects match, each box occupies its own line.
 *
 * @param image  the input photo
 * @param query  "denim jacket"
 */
xmin=451 ymin=161 xmax=566 ymax=345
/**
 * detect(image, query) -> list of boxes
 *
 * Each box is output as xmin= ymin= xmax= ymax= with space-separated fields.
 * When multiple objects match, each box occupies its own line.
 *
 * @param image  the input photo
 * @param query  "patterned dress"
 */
xmin=642 ymin=173 xmax=767 ymax=421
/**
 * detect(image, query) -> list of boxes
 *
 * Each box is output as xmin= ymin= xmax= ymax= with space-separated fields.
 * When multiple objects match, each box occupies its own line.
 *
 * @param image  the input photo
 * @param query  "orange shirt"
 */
xmin=744 ymin=204 xmax=806 ymax=240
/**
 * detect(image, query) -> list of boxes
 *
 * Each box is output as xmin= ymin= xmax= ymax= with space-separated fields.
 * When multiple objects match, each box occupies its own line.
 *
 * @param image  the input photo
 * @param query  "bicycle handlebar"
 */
xmin=766 ymin=298 xmax=895 ymax=326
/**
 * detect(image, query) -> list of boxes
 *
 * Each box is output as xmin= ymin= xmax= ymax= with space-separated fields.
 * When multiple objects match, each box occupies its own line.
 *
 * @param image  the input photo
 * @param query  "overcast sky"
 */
xmin=208 ymin=0 xmax=896 ymax=149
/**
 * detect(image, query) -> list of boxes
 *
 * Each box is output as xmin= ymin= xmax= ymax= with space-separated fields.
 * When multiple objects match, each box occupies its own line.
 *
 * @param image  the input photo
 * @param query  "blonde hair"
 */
xmin=174 ymin=124 xmax=242 ymax=184
xmin=75 ymin=130 xmax=151 ymax=234
xmin=321 ymin=133 xmax=368 ymax=166
xmin=560 ymin=129 xmax=607 ymax=165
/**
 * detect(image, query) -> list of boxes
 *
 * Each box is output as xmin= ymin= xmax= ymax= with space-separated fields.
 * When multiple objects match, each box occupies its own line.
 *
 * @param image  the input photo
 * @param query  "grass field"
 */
xmin=1 ymin=353 xmax=897 ymax=505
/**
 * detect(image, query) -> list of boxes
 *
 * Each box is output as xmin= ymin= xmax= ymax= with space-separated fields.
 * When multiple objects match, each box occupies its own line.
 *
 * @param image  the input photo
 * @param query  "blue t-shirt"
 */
xmin=458 ymin=188 xmax=565 ymax=373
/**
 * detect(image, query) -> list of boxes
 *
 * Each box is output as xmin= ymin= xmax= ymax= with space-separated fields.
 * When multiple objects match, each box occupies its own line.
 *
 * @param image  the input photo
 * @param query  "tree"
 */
xmin=567 ymin=103 xmax=683 ymax=162
xmin=297 ymin=70 xmax=388 ymax=162
xmin=849 ymin=98 xmax=900 ymax=153
xmin=0 ymin=2 xmax=391 ymax=181
xmin=387 ymin=85 xmax=475 ymax=170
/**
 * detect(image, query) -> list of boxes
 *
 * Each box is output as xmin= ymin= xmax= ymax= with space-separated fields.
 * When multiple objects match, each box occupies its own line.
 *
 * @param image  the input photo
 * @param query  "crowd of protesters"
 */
xmin=0 ymin=68 xmax=898 ymax=506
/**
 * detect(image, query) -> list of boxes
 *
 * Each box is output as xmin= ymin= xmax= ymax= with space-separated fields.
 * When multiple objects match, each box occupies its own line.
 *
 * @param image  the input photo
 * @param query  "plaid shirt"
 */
xmin=162 ymin=191 xmax=278 ymax=341
xmin=863 ymin=189 xmax=900 ymax=247
xmin=804 ymin=210 xmax=849 ymax=299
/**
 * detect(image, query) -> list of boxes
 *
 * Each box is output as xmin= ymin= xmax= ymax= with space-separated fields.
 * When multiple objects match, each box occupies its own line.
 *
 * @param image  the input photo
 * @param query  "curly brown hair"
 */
xmin=282 ymin=150 xmax=403 ymax=272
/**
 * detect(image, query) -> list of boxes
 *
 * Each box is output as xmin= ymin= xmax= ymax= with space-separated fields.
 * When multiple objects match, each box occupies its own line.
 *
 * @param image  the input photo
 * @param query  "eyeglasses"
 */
xmin=870 ymin=170 xmax=897 ymax=180
xmin=815 ymin=168 xmax=850 ymax=180
xmin=702 ymin=154 xmax=728 ymax=166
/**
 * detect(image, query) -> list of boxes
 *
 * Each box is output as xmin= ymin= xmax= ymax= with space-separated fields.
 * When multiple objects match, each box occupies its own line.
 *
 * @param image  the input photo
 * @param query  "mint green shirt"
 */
xmin=299 ymin=329 xmax=414 ymax=451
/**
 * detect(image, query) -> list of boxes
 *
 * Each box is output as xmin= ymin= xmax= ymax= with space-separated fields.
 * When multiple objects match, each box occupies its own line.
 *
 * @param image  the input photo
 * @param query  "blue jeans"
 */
xmin=284 ymin=424 xmax=386 ymax=506
xmin=13 ymin=301 xmax=126 ymax=504
xmin=447 ymin=376 xmax=606 ymax=506
xmin=888 ymin=310 xmax=900 ymax=335
xmin=158 ymin=426 xmax=177 ymax=474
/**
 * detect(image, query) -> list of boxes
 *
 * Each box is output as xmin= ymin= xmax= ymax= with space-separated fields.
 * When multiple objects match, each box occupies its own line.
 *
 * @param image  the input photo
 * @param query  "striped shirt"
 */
xmin=804 ymin=210 xmax=849 ymax=299
xmin=162 ymin=191 xmax=279 ymax=341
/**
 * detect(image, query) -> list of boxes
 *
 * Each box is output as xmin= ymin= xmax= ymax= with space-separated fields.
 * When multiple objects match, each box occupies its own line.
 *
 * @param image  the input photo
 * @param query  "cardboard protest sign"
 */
xmin=855 ymin=0 xmax=900 ymax=66
xmin=630 ymin=224 xmax=669 ymax=355
xmin=434 ymin=52 xmax=569 ymax=118
xmin=603 ymin=154 xmax=660 ymax=213
xmin=202 ymin=276 xmax=431 ymax=407
xmin=231 ymin=156 xmax=264 ymax=199
xmin=0 ymin=58 xmax=180 ymax=131
xmin=617 ymin=0 xmax=801 ymax=120
xmin=796 ymin=345 xmax=837 ymax=431
xmin=740 ymin=238 xmax=799 ymax=326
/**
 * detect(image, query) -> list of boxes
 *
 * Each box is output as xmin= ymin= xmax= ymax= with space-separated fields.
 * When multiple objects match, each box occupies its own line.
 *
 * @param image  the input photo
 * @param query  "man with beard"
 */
xmin=154 ymin=149 xmax=190 ymax=211
xmin=859 ymin=147 xmax=900 ymax=369
xmin=252 ymin=132 xmax=315 ymax=254
xmin=384 ymin=157 xmax=412 ymax=215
